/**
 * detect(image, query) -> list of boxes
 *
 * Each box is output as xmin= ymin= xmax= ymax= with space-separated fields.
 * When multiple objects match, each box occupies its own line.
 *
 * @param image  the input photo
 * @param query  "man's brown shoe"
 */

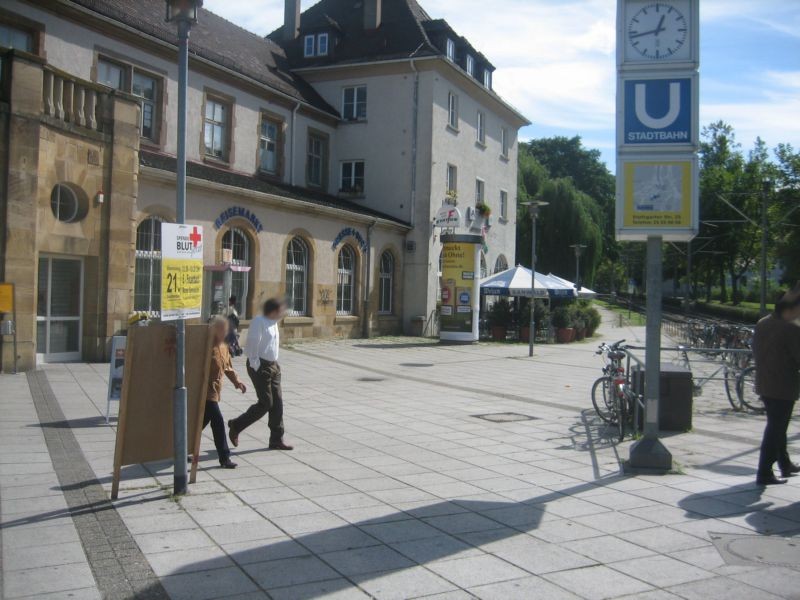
xmin=269 ymin=441 xmax=293 ymax=451
xmin=228 ymin=421 xmax=239 ymax=448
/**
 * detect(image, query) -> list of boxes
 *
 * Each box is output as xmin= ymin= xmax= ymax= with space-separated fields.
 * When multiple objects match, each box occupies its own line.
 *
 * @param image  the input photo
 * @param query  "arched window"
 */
xmin=480 ymin=252 xmax=488 ymax=279
xmin=222 ymin=227 xmax=251 ymax=319
xmin=336 ymin=245 xmax=356 ymax=315
xmin=494 ymin=254 xmax=508 ymax=274
xmin=286 ymin=237 xmax=309 ymax=316
xmin=134 ymin=216 xmax=162 ymax=314
xmin=378 ymin=251 xmax=394 ymax=315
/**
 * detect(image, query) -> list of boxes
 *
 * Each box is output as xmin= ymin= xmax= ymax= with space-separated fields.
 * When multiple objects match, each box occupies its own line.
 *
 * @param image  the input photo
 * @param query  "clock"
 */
xmin=624 ymin=1 xmax=692 ymax=63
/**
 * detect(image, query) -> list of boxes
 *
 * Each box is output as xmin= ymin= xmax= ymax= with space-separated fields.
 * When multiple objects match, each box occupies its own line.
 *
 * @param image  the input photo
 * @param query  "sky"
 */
xmin=205 ymin=0 xmax=800 ymax=170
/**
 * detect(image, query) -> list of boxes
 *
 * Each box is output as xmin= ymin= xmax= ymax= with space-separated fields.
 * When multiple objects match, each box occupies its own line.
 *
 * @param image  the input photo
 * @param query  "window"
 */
xmin=378 ymin=251 xmax=394 ymax=314
xmin=204 ymin=98 xmax=228 ymax=160
xmin=446 ymin=38 xmax=455 ymax=61
xmin=222 ymin=228 xmax=250 ymax=319
xmin=336 ymin=246 xmax=356 ymax=315
xmin=466 ymin=55 xmax=474 ymax=76
xmin=477 ymin=111 xmax=485 ymax=144
xmin=259 ymin=117 xmax=280 ymax=174
xmin=97 ymin=59 xmax=124 ymax=90
xmin=50 ymin=184 xmax=79 ymax=223
xmin=340 ymin=161 xmax=365 ymax=194
xmin=494 ymin=255 xmax=508 ymax=274
xmin=96 ymin=58 xmax=161 ymax=142
xmin=483 ymin=69 xmax=492 ymax=89
xmin=342 ymin=86 xmax=367 ymax=121
xmin=317 ymin=33 xmax=329 ymax=56
xmin=500 ymin=190 xmax=508 ymax=219
xmin=501 ymin=127 xmax=509 ymax=158
xmin=447 ymin=92 xmax=458 ymax=129
xmin=132 ymin=72 xmax=158 ymax=141
xmin=0 ymin=23 xmax=33 ymax=51
xmin=286 ymin=237 xmax=308 ymax=316
xmin=475 ymin=179 xmax=485 ymax=204
xmin=134 ymin=216 xmax=162 ymax=314
xmin=307 ymin=133 xmax=326 ymax=187
xmin=304 ymin=35 xmax=315 ymax=57
xmin=446 ymin=164 xmax=457 ymax=197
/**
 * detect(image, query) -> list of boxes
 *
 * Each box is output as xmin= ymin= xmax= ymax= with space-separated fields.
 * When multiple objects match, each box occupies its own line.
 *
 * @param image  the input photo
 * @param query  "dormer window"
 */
xmin=318 ymin=33 xmax=329 ymax=56
xmin=304 ymin=35 xmax=315 ymax=57
xmin=466 ymin=55 xmax=474 ymax=76
xmin=483 ymin=69 xmax=492 ymax=89
xmin=304 ymin=33 xmax=329 ymax=58
xmin=446 ymin=38 xmax=455 ymax=62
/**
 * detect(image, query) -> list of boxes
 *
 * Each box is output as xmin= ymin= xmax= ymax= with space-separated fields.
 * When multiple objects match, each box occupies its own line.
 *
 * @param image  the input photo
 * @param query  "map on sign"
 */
xmin=633 ymin=164 xmax=683 ymax=212
xmin=161 ymin=224 xmax=204 ymax=321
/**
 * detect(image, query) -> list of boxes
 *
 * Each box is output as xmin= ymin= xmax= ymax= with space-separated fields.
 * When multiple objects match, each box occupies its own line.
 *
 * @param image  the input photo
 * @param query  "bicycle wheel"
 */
xmin=723 ymin=366 xmax=742 ymax=411
xmin=591 ymin=376 xmax=615 ymax=424
xmin=737 ymin=366 xmax=764 ymax=413
xmin=616 ymin=387 xmax=626 ymax=442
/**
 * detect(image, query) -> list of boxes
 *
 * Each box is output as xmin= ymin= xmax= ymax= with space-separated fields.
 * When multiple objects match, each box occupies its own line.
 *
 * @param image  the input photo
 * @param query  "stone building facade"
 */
xmin=0 ymin=0 xmax=527 ymax=371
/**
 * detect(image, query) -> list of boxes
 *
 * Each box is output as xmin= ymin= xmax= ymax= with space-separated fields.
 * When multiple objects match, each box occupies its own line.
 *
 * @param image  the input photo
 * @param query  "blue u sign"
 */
xmin=624 ymin=78 xmax=692 ymax=145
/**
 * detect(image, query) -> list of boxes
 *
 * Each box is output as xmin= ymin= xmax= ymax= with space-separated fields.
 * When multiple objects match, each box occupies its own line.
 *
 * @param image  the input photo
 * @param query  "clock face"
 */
xmin=625 ymin=1 xmax=691 ymax=62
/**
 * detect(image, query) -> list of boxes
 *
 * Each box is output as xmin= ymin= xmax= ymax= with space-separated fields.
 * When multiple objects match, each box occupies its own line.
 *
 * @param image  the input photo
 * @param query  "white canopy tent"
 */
xmin=547 ymin=273 xmax=598 ymax=299
xmin=480 ymin=266 xmax=577 ymax=299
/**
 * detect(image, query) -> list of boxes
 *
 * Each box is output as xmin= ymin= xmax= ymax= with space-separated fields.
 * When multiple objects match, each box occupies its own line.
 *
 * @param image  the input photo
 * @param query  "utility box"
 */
xmin=633 ymin=363 xmax=694 ymax=432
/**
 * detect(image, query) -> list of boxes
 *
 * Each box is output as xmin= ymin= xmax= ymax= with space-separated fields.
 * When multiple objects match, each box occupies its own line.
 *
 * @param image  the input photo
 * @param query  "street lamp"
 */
xmin=522 ymin=199 xmax=548 ymax=358
xmin=569 ymin=244 xmax=587 ymax=291
xmin=165 ymin=0 xmax=202 ymax=497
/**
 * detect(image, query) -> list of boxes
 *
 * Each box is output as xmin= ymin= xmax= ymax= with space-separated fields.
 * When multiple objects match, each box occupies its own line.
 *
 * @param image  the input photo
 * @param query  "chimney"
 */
xmin=364 ymin=0 xmax=381 ymax=30
xmin=284 ymin=0 xmax=301 ymax=41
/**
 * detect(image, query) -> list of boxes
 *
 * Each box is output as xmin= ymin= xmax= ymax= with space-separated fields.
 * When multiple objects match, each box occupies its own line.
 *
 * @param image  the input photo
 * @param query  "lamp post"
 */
xmin=760 ymin=179 xmax=772 ymax=316
xmin=166 ymin=0 xmax=201 ymax=497
xmin=569 ymin=244 xmax=587 ymax=291
xmin=522 ymin=199 xmax=548 ymax=357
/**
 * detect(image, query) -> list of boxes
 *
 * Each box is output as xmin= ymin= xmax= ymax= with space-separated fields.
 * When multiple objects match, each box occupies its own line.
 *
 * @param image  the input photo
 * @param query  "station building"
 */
xmin=0 ymin=0 xmax=528 ymax=371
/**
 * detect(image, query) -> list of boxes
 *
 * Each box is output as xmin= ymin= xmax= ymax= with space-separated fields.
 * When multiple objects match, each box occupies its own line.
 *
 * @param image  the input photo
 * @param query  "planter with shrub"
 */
xmin=551 ymin=306 xmax=575 ymax=344
xmin=488 ymin=299 xmax=512 ymax=341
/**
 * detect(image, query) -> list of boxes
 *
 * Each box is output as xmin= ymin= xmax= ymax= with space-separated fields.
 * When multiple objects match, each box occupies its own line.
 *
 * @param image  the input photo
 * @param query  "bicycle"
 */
xmin=674 ymin=345 xmax=751 ymax=411
xmin=591 ymin=340 xmax=637 ymax=442
xmin=736 ymin=366 xmax=764 ymax=413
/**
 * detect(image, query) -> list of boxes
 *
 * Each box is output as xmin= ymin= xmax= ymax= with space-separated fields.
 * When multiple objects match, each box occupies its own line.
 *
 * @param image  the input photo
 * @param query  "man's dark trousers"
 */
xmin=231 ymin=359 xmax=284 ymax=445
xmin=203 ymin=401 xmax=230 ymax=463
xmin=758 ymin=396 xmax=795 ymax=476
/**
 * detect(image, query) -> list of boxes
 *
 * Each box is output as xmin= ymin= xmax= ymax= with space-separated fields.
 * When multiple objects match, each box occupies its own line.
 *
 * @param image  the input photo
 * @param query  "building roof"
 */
xmin=139 ymin=151 xmax=410 ymax=227
xmin=62 ymin=0 xmax=338 ymax=116
xmin=269 ymin=0 xmax=441 ymax=67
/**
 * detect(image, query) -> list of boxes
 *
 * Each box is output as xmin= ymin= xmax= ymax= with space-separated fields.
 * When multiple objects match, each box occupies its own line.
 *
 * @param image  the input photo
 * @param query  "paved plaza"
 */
xmin=2 ymin=313 xmax=800 ymax=599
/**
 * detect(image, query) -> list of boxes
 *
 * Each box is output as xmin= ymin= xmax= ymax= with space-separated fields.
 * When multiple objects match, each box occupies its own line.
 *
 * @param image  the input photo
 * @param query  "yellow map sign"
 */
xmin=0 ymin=283 xmax=13 ymax=313
xmin=161 ymin=224 xmax=204 ymax=320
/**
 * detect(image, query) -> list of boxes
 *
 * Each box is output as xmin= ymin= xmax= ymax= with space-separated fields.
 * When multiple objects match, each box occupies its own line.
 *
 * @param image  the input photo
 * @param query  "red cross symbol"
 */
xmin=189 ymin=226 xmax=202 ymax=247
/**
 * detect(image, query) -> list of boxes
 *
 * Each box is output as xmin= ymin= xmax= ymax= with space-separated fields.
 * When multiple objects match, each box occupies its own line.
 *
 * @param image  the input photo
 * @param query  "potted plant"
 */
xmin=445 ymin=190 xmax=458 ymax=205
xmin=476 ymin=202 xmax=492 ymax=218
xmin=551 ymin=306 xmax=575 ymax=344
xmin=585 ymin=305 xmax=602 ymax=337
xmin=520 ymin=300 xmax=549 ymax=343
xmin=488 ymin=299 xmax=512 ymax=341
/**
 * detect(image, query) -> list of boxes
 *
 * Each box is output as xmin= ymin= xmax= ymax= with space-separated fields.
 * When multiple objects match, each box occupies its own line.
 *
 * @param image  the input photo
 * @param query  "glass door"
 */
xmin=36 ymin=256 xmax=83 ymax=362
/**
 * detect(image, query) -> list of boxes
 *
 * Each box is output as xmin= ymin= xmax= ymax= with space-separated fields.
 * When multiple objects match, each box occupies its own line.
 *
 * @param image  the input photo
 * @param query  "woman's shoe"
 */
xmin=220 ymin=459 xmax=238 ymax=469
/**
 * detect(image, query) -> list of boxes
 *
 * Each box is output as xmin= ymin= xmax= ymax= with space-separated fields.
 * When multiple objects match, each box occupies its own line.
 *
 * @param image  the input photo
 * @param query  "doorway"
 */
xmin=36 ymin=256 xmax=83 ymax=362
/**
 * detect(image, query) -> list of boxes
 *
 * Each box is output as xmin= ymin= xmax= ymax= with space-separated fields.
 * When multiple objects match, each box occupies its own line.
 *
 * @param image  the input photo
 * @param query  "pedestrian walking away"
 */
xmin=753 ymin=284 xmax=800 ymax=486
xmin=200 ymin=316 xmax=247 ymax=469
xmin=228 ymin=298 xmax=293 ymax=451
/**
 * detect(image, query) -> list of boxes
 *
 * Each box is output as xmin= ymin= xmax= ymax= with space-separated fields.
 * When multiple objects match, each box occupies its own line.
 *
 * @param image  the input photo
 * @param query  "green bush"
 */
xmin=584 ymin=306 xmax=602 ymax=336
xmin=519 ymin=299 xmax=550 ymax=327
xmin=488 ymin=299 xmax=513 ymax=328
xmin=551 ymin=305 xmax=573 ymax=329
xmin=695 ymin=302 xmax=760 ymax=324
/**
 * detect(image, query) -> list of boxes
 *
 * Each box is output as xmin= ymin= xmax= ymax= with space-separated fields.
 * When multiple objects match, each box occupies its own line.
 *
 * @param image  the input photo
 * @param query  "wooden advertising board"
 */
xmin=111 ymin=323 xmax=213 ymax=499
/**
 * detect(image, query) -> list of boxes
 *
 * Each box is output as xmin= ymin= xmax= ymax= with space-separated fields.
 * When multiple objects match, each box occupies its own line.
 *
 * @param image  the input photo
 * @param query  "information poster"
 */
xmin=161 ymin=224 xmax=204 ymax=321
xmin=440 ymin=234 xmax=480 ymax=340
xmin=616 ymin=156 xmax=698 ymax=241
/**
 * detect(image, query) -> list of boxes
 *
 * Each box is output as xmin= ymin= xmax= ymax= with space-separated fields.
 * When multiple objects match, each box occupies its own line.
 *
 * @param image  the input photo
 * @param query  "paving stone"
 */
xmin=242 ymin=555 xmax=340 ymax=589
xmin=543 ymin=565 xmax=654 ymax=600
xmin=426 ymin=554 xmax=529 ymax=588
xmin=610 ymin=554 xmax=715 ymax=587
xmin=161 ymin=566 xmax=260 ymax=600
xmin=269 ymin=579 xmax=371 ymax=600
xmin=320 ymin=545 xmax=415 ymax=576
xmin=469 ymin=575 xmax=581 ymax=599
xmin=667 ymin=576 xmax=784 ymax=600
xmin=353 ymin=566 xmax=458 ymax=599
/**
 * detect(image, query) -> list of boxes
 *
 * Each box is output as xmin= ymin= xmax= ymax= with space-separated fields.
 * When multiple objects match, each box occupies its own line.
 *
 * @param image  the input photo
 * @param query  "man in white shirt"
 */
xmin=228 ymin=298 xmax=293 ymax=451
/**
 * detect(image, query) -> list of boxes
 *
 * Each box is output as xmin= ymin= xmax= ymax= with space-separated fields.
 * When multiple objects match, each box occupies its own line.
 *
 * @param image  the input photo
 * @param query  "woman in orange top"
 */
xmin=204 ymin=316 xmax=247 ymax=468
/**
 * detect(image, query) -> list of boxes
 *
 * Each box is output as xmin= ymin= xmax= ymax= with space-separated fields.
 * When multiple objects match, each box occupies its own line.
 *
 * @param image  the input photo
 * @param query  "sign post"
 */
xmin=616 ymin=0 xmax=700 ymax=472
xmin=439 ymin=234 xmax=481 ymax=343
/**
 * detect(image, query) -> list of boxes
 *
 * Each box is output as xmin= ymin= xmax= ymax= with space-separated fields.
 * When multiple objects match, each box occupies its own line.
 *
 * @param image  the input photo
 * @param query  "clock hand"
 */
xmin=654 ymin=15 xmax=666 ymax=35
xmin=629 ymin=28 xmax=659 ymax=39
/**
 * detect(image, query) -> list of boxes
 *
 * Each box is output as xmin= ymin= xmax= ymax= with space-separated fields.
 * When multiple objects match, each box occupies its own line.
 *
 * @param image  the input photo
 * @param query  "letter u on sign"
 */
xmin=635 ymin=82 xmax=681 ymax=129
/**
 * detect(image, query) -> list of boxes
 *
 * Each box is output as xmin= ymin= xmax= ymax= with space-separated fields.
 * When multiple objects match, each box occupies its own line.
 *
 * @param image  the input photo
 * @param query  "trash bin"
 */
xmin=633 ymin=363 xmax=693 ymax=432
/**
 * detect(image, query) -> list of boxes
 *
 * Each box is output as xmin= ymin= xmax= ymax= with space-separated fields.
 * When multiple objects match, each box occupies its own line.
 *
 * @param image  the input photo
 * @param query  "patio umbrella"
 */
xmin=547 ymin=273 xmax=598 ymax=299
xmin=480 ymin=266 xmax=575 ymax=299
